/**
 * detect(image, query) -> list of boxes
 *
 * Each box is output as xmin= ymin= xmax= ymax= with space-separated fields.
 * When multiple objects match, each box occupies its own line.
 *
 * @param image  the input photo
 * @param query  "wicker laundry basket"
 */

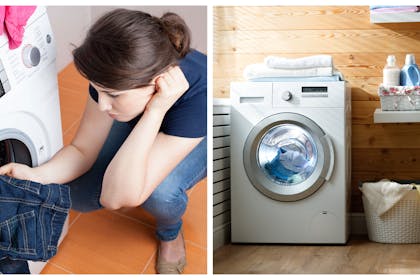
xmin=362 ymin=190 xmax=420 ymax=243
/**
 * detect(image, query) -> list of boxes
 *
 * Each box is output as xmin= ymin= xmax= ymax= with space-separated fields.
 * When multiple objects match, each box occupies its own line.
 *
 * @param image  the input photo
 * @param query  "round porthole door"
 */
xmin=0 ymin=129 xmax=38 ymax=168
xmin=243 ymin=112 xmax=334 ymax=201
xmin=0 ymin=139 xmax=32 ymax=167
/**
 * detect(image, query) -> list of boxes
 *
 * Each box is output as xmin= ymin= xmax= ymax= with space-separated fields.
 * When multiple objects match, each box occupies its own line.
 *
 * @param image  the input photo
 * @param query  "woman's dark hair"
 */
xmin=73 ymin=9 xmax=191 ymax=90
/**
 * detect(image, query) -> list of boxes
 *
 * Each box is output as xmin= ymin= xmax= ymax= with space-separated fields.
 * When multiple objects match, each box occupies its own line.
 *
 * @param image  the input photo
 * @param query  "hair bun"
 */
xmin=160 ymin=12 xmax=191 ymax=57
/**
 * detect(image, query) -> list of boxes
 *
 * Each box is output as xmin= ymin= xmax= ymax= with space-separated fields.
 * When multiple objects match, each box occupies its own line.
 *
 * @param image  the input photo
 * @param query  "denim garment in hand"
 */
xmin=0 ymin=175 xmax=71 ymax=273
xmin=0 ymin=258 xmax=30 ymax=274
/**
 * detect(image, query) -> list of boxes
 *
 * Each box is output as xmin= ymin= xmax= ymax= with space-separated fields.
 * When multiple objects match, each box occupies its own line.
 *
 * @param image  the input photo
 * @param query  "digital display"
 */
xmin=302 ymin=86 xmax=328 ymax=93
xmin=0 ymin=82 xmax=5 ymax=98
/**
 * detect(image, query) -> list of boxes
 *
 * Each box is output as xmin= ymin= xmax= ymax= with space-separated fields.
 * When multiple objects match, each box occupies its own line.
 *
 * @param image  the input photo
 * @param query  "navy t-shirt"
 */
xmin=88 ymin=49 xmax=207 ymax=138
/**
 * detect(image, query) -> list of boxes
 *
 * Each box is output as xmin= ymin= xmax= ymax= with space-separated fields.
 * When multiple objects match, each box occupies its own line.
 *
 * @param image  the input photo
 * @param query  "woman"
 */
xmin=0 ymin=8 xmax=207 ymax=274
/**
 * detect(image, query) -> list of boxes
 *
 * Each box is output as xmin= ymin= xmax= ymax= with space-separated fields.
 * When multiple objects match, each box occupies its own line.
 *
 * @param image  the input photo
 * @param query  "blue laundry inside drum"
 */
xmin=257 ymin=124 xmax=317 ymax=185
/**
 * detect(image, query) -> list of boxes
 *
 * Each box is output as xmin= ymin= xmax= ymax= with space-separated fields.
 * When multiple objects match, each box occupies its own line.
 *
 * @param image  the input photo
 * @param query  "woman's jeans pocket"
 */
xmin=0 ymin=211 xmax=37 ymax=258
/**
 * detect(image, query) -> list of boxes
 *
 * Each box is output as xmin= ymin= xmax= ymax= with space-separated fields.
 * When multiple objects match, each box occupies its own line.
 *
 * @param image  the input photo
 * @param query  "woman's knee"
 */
xmin=99 ymin=193 xmax=141 ymax=210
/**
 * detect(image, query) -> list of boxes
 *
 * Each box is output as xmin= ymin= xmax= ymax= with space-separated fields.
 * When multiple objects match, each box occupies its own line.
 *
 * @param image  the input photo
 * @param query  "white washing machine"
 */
xmin=230 ymin=81 xmax=351 ymax=244
xmin=0 ymin=7 xmax=66 ymax=273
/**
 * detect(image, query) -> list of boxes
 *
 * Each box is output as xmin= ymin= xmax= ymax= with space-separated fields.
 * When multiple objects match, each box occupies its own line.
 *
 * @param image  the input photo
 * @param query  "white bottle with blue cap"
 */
xmin=400 ymin=54 xmax=420 ymax=86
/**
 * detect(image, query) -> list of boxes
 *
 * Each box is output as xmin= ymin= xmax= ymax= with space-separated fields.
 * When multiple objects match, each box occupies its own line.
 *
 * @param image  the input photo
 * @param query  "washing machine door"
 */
xmin=0 ymin=139 xmax=32 ymax=166
xmin=244 ymin=112 xmax=334 ymax=201
xmin=0 ymin=129 xmax=38 ymax=167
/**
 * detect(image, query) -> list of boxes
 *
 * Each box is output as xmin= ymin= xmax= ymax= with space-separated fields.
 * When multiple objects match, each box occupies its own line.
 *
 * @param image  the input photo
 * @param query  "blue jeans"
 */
xmin=0 ymin=258 xmax=29 ymax=274
xmin=0 ymin=176 xmax=71 ymax=273
xmin=69 ymin=121 xmax=207 ymax=241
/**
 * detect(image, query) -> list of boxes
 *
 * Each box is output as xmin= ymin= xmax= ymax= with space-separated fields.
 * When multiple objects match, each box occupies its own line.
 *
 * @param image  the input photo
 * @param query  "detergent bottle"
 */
xmin=400 ymin=54 xmax=420 ymax=86
xmin=383 ymin=55 xmax=400 ymax=86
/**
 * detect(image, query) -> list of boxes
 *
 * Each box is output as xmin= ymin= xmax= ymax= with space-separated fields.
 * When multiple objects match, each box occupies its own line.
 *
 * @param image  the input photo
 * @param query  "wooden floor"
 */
xmin=40 ymin=63 xmax=207 ymax=274
xmin=213 ymin=235 xmax=420 ymax=274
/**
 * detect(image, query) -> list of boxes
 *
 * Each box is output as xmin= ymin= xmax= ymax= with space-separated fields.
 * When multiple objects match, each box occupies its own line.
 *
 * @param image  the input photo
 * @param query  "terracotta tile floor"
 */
xmin=41 ymin=64 xmax=207 ymax=274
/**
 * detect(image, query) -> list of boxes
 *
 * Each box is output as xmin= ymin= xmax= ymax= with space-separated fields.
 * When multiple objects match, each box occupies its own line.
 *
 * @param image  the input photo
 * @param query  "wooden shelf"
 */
xmin=374 ymin=108 xmax=420 ymax=123
xmin=370 ymin=11 xmax=420 ymax=23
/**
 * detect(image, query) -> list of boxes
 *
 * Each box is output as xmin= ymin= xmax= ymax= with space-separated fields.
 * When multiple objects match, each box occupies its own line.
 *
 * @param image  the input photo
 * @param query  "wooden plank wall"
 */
xmin=213 ymin=6 xmax=420 ymax=212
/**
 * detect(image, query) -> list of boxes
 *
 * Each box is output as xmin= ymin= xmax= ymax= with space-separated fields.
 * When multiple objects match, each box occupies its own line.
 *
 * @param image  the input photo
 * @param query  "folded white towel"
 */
xmin=360 ymin=179 xmax=413 ymax=216
xmin=243 ymin=63 xmax=333 ymax=80
xmin=265 ymin=55 xmax=333 ymax=69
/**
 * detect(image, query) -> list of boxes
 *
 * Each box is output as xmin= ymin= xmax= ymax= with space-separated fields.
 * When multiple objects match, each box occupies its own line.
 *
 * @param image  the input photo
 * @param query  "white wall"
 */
xmin=90 ymin=6 xmax=207 ymax=54
xmin=47 ymin=6 xmax=207 ymax=72
xmin=46 ymin=6 xmax=91 ymax=71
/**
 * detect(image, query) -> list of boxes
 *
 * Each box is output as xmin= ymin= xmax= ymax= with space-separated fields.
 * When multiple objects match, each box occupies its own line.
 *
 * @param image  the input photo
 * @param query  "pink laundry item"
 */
xmin=0 ymin=6 xmax=5 ymax=34
xmin=0 ymin=6 xmax=36 ymax=49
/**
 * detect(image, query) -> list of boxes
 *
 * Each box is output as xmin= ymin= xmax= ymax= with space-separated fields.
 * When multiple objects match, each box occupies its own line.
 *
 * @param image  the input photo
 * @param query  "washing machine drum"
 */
xmin=244 ymin=112 xmax=334 ymax=201
xmin=0 ymin=139 xmax=32 ymax=167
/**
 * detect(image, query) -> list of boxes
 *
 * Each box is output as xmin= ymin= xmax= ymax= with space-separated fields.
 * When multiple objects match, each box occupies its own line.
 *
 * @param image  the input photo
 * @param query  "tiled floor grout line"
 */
xmin=185 ymin=239 xmax=207 ymax=251
xmin=111 ymin=210 xmax=207 ymax=249
xmin=141 ymin=250 xmax=157 ymax=274
xmin=109 ymin=210 xmax=155 ymax=230
xmin=110 ymin=210 xmax=207 ymax=249
xmin=45 ymin=261 xmax=74 ymax=274
xmin=68 ymin=212 xmax=82 ymax=228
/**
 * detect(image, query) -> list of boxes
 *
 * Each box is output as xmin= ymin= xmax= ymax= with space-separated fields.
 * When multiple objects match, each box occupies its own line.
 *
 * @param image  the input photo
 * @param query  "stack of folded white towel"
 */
xmin=243 ymin=55 xmax=343 ymax=81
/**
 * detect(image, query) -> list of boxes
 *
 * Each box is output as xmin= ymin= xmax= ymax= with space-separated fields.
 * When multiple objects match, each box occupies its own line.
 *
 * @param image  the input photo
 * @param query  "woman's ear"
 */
xmin=150 ymin=75 xmax=162 ymax=92
xmin=151 ymin=76 xmax=160 ymax=92
xmin=150 ymin=75 xmax=159 ymax=84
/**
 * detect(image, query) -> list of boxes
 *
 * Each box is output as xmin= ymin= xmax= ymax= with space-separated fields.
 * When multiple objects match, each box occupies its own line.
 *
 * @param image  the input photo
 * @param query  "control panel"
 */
xmin=0 ymin=58 xmax=11 ymax=97
xmin=0 ymin=7 xmax=55 ymax=99
xmin=273 ymin=82 xmax=346 ymax=108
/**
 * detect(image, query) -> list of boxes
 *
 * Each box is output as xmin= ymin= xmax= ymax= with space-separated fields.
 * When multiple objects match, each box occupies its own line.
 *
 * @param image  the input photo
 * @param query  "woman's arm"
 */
xmin=100 ymin=66 xmax=203 ymax=209
xmin=101 ymin=122 xmax=203 ymax=209
xmin=0 ymin=97 xmax=113 ymax=184
xmin=35 ymin=97 xmax=114 ymax=183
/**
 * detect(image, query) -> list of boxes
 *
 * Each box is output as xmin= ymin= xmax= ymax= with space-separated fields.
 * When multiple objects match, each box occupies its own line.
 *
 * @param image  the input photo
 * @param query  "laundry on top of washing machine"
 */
xmin=244 ymin=63 xmax=334 ymax=80
xmin=0 ymin=6 xmax=36 ymax=49
xmin=264 ymin=55 xmax=333 ymax=69
xmin=243 ymin=55 xmax=345 ymax=82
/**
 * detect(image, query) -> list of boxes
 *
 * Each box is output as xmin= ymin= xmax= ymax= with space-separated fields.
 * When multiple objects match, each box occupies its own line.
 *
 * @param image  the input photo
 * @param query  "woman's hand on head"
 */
xmin=146 ymin=66 xmax=189 ymax=115
xmin=0 ymin=163 xmax=42 ymax=183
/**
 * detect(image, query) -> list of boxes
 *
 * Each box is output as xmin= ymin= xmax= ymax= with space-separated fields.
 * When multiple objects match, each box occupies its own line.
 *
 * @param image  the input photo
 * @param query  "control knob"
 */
xmin=281 ymin=91 xmax=292 ymax=101
xmin=22 ymin=45 xmax=41 ymax=67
